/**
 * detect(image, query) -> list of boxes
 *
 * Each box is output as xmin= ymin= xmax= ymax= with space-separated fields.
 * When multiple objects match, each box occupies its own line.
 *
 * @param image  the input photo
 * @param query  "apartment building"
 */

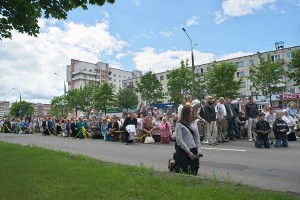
xmin=122 ymin=45 xmax=300 ymax=108
xmin=0 ymin=101 xmax=10 ymax=117
xmin=31 ymin=103 xmax=51 ymax=117
xmin=67 ymin=59 xmax=109 ymax=90
xmin=67 ymin=59 xmax=142 ymax=92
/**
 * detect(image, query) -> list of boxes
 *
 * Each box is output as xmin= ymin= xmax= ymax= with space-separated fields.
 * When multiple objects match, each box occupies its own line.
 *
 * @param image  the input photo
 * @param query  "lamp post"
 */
xmin=12 ymin=88 xmax=22 ymax=118
xmin=182 ymin=27 xmax=197 ymax=98
xmin=54 ymin=73 xmax=67 ymax=117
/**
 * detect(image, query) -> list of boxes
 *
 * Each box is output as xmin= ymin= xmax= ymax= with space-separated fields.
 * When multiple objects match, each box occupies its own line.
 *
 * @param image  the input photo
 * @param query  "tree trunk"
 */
xmin=269 ymin=95 xmax=272 ymax=107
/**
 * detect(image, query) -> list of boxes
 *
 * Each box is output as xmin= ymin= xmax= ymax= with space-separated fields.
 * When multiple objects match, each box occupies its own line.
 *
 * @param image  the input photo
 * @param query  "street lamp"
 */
xmin=182 ymin=27 xmax=197 ymax=98
xmin=12 ymin=88 xmax=22 ymax=118
xmin=54 ymin=72 xmax=67 ymax=117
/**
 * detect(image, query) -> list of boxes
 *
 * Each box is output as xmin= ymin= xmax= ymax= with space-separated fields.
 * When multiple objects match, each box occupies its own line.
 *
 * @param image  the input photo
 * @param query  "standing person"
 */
xmin=254 ymin=113 xmax=271 ymax=148
xmin=226 ymin=98 xmax=240 ymax=140
xmin=245 ymin=96 xmax=259 ymax=142
xmin=196 ymin=99 xmax=207 ymax=143
xmin=168 ymin=105 xmax=202 ymax=175
xmin=287 ymin=101 xmax=299 ymax=138
xmin=273 ymin=112 xmax=289 ymax=147
xmin=121 ymin=112 xmax=137 ymax=144
xmin=204 ymin=96 xmax=218 ymax=146
xmin=177 ymin=99 xmax=186 ymax=117
xmin=215 ymin=97 xmax=227 ymax=143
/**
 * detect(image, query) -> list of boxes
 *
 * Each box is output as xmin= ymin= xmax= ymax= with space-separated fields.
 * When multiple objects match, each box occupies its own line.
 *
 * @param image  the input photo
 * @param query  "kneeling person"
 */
xmin=254 ymin=113 xmax=271 ymax=148
xmin=273 ymin=112 xmax=289 ymax=147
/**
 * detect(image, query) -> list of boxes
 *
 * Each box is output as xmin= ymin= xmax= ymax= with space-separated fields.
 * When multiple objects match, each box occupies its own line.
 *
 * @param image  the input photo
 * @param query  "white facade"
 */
xmin=67 ymin=46 xmax=299 ymax=107
xmin=109 ymin=68 xmax=142 ymax=92
xmin=67 ymin=59 xmax=109 ymax=90
xmin=0 ymin=101 xmax=10 ymax=117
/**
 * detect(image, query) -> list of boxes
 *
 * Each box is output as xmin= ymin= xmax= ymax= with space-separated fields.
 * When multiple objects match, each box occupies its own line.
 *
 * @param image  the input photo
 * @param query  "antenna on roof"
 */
xmin=275 ymin=41 xmax=284 ymax=50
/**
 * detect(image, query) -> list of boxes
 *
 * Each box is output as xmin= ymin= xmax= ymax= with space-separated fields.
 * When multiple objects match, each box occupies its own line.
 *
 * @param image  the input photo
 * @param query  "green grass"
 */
xmin=0 ymin=142 xmax=298 ymax=200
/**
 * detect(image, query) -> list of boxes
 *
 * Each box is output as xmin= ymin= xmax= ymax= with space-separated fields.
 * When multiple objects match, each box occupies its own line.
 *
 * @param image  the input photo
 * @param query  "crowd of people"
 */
xmin=0 ymin=95 xmax=299 ymax=175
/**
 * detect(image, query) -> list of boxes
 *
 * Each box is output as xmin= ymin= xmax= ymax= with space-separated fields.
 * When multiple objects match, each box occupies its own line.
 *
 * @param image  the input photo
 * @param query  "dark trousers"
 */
xmin=255 ymin=136 xmax=270 ymax=148
xmin=172 ymin=146 xmax=199 ymax=175
xmin=227 ymin=118 xmax=241 ymax=139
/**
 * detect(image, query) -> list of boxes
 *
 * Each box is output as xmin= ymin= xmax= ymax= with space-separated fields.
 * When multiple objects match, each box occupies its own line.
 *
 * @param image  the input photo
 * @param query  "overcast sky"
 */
xmin=1 ymin=0 xmax=299 ymax=104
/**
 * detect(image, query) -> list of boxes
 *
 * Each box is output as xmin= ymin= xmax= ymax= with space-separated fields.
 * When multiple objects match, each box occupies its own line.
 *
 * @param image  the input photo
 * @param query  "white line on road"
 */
xmin=202 ymin=147 xmax=246 ymax=152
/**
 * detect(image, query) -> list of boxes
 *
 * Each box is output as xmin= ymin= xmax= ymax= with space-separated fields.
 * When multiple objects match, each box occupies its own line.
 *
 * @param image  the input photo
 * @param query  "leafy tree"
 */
xmin=93 ymin=82 xmax=115 ymax=115
xmin=0 ymin=0 xmax=115 ymax=40
xmin=10 ymin=101 xmax=34 ymax=118
xmin=248 ymin=53 xmax=286 ymax=106
xmin=204 ymin=62 xmax=242 ymax=99
xmin=287 ymin=49 xmax=300 ymax=88
xmin=136 ymin=71 xmax=165 ymax=106
xmin=167 ymin=60 xmax=192 ymax=103
xmin=49 ymin=95 xmax=65 ymax=117
xmin=117 ymin=88 xmax=138 ymax=112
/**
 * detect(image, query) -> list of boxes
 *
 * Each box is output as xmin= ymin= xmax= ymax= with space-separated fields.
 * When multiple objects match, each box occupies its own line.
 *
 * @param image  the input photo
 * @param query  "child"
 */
xmin=273 ymin=112 xmax=289 ymax=147
xmin=159 ymin=117 xmax=171 ymax=144
xmin=254 ymin=113 xmax=271 ymax=148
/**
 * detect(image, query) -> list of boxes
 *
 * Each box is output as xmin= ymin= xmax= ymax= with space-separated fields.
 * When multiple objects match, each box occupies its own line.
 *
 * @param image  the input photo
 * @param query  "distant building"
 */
xmin=67 ymin=45 xmax=300 ymax=113
xmin=0 ymin=101 xmax=10 ymax=117
xmin=31 ymin=103 xmax=51 ymax=117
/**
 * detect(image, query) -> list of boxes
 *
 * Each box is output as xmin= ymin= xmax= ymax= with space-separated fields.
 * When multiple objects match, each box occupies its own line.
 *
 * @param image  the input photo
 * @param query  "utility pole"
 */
xmin=182 ymin=28 xmax=197 ymax=98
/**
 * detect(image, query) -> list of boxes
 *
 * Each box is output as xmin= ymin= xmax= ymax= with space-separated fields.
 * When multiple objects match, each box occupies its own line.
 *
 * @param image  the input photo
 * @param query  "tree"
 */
xmin=0 ymin=0 xmax=115 ymax=40
xmin=204 ymin=62 xmax=242 ymax=99
xmin=10 ymin=101 xmax=34 ymax=118
xmin=49 ymin=95 xmax=65 ymax=117
xmin=248 ymin=53 xmax=286 ymax=106
xmin=288 ymin=49 xmax=300 ymax=88
xmin=136 ymin=71 xmax=165 ymax=106
xmin=167 ymin=60 xmax=192 ymax=103
xmin=93 ymin=82 xmax=115 ymax=115
xmin=117 ymin=88 xmax=138 ymax=112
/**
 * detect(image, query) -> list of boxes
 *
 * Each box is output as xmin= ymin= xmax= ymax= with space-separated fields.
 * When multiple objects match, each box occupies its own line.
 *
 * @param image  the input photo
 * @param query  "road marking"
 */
xmin=202 ymin=147 xmax=246 ymax=152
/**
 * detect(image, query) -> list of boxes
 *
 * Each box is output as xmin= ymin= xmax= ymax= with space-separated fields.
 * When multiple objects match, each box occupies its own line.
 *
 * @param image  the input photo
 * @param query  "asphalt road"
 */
xmin=1 ymin=133 xmax=299 ymax=193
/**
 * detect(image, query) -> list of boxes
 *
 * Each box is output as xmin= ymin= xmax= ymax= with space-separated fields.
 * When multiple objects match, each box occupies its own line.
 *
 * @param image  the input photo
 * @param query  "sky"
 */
xmin=0 ymin=0 xmax=299 ymax=104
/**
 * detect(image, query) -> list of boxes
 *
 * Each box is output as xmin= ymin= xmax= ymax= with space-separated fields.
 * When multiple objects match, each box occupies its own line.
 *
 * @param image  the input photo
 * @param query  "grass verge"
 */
xmin=0 ymin=141 xmax=298 ymax=200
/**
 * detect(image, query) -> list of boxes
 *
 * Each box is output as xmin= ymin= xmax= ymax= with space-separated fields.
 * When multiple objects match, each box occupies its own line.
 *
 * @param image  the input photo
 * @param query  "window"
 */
xmin=237 ymin=71 xmax=244 ymax=77
xmin=160 ymin=75 xmax=164 ymax=81
xmin=113 ymin=79 xmax=116 ymax=82
xmin=249 ymin=59 xmax=255 ymax=65
xmin=108 ymin=77 xmax=112 ymax=81
xmin=286 ymin=52 xmax=292 ymax=59
xmin=119 ymin=80 xmax=121 ymax=83
xmin=89 ymin=69 xmax=92 ymax=72
xmin=251 ymin=91 xmax=257 ymax=96
xmin=113 ymin=74 xmax=116 ymax=77
xmin=271 ymin=54 xmax=280 ymax=63
xmin=123 ymin=83 xmax=127 ymax=87
xmin=235 ymin=61 xmax=244 ymax=68
xmin=240 ymin=82 xmax=246 ymax=88
xmin=200 ymin=68 xmax=204 ymax=76
xmin=289 ymin=88 xmax=295 ymax=93
xmin=288 ymin=64 xmax=293 ymax=70
xmin=119 ymin=75 xmax=121 ymax=78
